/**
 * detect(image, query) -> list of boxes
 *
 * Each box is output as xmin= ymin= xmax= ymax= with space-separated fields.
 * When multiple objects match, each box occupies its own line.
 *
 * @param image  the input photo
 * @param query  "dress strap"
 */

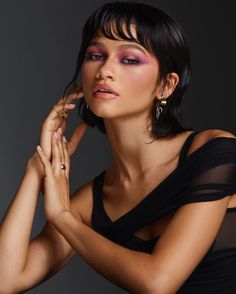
xmin=91 ymin=169 xmax=110 ymax=230
xmin=178 ymin=131 xmax=201 ymax=164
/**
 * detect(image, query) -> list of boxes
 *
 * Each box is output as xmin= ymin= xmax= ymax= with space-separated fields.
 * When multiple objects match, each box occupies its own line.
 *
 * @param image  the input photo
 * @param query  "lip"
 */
xmin=93 ymin=92 xmax=118 ymax=100
xmin=92 ymin=84 xmax=119 ymax=99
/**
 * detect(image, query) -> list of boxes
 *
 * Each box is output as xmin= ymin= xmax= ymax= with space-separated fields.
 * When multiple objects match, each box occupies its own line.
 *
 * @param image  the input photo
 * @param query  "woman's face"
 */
xmin=81 ymin=27 xmax=160 ymax=120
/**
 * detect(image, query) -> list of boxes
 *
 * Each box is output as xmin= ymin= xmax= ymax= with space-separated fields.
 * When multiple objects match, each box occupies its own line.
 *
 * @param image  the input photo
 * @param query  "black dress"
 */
xmin=92 ymin=130 xmax=236 ymax=293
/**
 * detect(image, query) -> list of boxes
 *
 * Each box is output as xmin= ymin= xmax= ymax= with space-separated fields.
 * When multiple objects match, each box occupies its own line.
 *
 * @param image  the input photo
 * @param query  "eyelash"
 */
xmin=84 ymin=53 xmax=140 ymax=65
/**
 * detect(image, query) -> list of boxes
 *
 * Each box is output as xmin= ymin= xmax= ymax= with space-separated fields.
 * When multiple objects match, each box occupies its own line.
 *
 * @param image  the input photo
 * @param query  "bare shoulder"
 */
xmin=70 ymin=179 xmax=95 ymax=228
xmin=187 ymin=128 xmax=236 ymax=156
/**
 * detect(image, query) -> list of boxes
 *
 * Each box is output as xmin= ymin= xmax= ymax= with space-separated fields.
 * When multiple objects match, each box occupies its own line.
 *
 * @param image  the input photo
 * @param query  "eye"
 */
xmin=121 ymin=57 xmax=140 ymax=65
xmin=84 ymin=53 xmax=104 ymax=61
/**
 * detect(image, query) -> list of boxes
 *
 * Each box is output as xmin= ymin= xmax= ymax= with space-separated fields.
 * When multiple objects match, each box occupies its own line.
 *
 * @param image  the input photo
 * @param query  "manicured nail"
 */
xmin=63 ymin=136 xmax=67 ymax=143
xmin=57 ymin=130 xmax=61 ymax=139
xmin=37 ymin=145 xmax=42 ymax=151
xmin=77 ymin=93 xmax=83 ymax=98
xmin=54 ymin=131 xmax=58 ymax=139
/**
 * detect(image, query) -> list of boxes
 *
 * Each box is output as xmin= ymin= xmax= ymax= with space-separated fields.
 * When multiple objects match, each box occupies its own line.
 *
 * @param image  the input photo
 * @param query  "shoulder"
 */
xmin=195 ymin=128 xmax=235 ymax=144
xmin=201 ymin=128 xmax=235 ymax=139
xmin=187 ymin=128 xmax=236 ymax=156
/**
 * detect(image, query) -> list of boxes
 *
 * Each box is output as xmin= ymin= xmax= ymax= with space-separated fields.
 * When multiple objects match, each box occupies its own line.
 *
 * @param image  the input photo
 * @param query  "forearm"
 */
xmin=0 ymin=153 xmax=43 ymax=282
xmin=52 ymin=211 xmax=153 ymax=294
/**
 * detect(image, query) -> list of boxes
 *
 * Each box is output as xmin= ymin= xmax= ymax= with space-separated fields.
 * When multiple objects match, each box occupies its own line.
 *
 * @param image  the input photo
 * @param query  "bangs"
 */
xmin=94 ymin=12 xmax=137 ymax=42
xmin=84 ymin=3 xmax=154 ymax=52
xmin=64 ymin=3 xmax=157 ymax=96
xmin=63 ymin=2 xmax=192 ymax=138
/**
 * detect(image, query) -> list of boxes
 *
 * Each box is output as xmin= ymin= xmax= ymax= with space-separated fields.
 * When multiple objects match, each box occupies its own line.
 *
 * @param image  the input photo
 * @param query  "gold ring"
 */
xmin=61 ymin=163 xmax=66 ymax=170
xmin=57 ymin=109 xmax=68 ymax=119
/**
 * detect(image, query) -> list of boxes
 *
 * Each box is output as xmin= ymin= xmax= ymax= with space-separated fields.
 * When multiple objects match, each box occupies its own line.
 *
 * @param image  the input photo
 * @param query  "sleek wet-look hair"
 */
xmin=63 ymin=1 xmax=193 ymax=139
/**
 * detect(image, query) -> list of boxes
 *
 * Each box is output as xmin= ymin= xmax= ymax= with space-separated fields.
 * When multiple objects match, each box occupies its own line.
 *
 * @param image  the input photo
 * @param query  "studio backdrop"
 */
xmin=0 ymin=0 xmax=235 ymax=293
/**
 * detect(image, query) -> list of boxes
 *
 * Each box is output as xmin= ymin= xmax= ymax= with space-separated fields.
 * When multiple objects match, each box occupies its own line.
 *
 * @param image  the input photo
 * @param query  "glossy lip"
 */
xmin=92 ymin=84 xmax=119 ymax=96
xmin=93 ymin=92 xmax=118 ymax=100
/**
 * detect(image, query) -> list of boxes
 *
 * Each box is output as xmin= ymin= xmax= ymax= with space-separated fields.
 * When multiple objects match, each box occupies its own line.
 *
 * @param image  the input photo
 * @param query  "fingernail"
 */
xmin=63 ymin=136 xmax=67 ymax=143
xmin=58 ymin=127 xmax=62 ymax=135
xmin=54 ymin=131 xmax=58 ymax=139
xmin=77 ymin=93 xmax=83 ymax=99
xmin=37 ymin=145 xmax=42 ymax=151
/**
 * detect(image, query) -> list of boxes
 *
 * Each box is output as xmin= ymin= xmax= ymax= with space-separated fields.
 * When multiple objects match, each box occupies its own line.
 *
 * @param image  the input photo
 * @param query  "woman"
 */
xmin=1 ymin=2 xmax=236 ymax=293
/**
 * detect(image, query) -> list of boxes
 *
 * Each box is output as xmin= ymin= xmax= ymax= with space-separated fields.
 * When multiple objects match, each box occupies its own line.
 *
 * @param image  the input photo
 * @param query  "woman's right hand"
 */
xmin=28 ymin=90 xmax=88 ymax=176
xmin=39 ymin=92 xmax=78 ymax=161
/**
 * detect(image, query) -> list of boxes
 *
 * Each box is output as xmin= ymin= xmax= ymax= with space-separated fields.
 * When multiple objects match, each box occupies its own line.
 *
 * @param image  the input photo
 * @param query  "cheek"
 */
xmin=81 ymin=65 xmax=92 ymax=86
xmin=122 ymin=65 xmax=158 ymax=94
xmin=81 ymin=64 xmax=98 ymax=99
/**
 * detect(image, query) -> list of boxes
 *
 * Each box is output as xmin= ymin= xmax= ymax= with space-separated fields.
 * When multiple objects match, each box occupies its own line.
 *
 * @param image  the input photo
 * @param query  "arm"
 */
xmin=0 ymin=155 xmax=77 ymax=293
xmin=0 ymin=92 xmax=86 ymax=293
xmin=37 ymin=128 xmax=235 ymax=294
xmin=14 ymin=220 xmax=76 ymax=293
xmin=0 ymin=154 xmax=43 ymax=292
xmin=0 ymin=154 xmax=96 ymax=293
xmin=48 ymin=130 xmax=236 ymax=294
xmin=51 ymin=195 xmax=231 ymax=294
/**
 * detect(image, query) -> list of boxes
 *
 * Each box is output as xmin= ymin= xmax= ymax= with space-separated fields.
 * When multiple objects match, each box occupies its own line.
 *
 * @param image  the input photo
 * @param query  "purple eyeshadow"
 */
xmin=85 ymin=46 xmax=149 ymax=65
xmin=119 ymin=51 xmax=148 ymax=64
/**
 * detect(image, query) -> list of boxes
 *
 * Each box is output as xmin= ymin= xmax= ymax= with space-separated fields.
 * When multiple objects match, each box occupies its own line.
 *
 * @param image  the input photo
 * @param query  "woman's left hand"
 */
xmin=36 ymin=127 xmax=72 ymax=222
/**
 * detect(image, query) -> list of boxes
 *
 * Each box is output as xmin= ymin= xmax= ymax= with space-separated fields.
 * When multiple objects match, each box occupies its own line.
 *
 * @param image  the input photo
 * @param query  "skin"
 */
xmin=0 ymin=91 xmax=89 ymax=293
xmin=81 ymin=30 xmax=180 ymax=185
xmin=35 ymin=30 xmax=236 ymax=293
xmin=0 ymin=25 xmax=236 ymax=294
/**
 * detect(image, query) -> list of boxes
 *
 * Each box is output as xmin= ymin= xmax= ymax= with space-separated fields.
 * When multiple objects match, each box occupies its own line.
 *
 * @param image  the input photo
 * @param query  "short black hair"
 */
xmin=63 ymin=1 xmax=193 ymax=139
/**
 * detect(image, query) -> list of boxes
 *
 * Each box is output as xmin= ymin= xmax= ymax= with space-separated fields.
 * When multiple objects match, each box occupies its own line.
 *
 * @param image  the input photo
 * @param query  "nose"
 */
xmin=96 ymin=57 xmax=116 ymax=81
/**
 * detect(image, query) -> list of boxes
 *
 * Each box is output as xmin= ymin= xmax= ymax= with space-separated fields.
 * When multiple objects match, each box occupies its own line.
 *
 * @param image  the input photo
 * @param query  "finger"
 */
xmin=76 ymin=91 xmax=84 ymax=99
xmin=68 ymin=121 xmax=88 ymax=156
xmin=62 ymin=136 xmax=70 ymax=178
xmin=46 ymin=103 xmax=76 ymax=130
xmin=52 ymin=96 xmax=76 ymax=113
xmin=55 ymin=97 xmax=73 ymax=108
xmin=57 ymin=128 xmax=65 ymax=167
xmin=50 ymin=94 xmax=79 ymax=123
xmin=51 ymin=131 xmax=63 ymax=175
xmin=64 ymin=90 xmax=83 ymax=104
xmin=56 ymin=109 xmax=69 ymax=121
xmin=55 ymin=97 xmax=64 ymax=105
xmin=60 ymin=115 xmax=68 ymax=134
xmin=57 ymin=96 xmax=75 ymax=106
xmin=65 ymin=82 xmax=83 ymax=98
xmin=36 ymin=145 xmax=53 ymax=176
xmin=52 ymin=103 xmax=76 ymax=118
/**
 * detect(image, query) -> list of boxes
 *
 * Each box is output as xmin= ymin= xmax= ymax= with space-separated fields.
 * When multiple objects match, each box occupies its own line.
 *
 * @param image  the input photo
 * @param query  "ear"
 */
xmin=155 ymin=72 xmax=179 ymax=99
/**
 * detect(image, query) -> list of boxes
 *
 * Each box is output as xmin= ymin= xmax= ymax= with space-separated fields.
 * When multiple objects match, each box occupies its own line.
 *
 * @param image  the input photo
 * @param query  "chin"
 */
xmin=91 ymin=109 xmax=117 ymax=119
xmin=88 ymin=102 xmax=119 ymax=118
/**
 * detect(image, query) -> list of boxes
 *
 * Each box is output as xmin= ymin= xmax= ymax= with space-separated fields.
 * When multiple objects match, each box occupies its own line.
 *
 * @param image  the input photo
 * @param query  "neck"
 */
xmin=103 ymin=113 xmax=180 ymax=184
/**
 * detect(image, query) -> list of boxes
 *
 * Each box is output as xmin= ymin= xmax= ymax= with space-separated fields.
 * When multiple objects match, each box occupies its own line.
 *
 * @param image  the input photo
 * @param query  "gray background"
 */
xmin=0 ymin=0 xmax=235 ymax=293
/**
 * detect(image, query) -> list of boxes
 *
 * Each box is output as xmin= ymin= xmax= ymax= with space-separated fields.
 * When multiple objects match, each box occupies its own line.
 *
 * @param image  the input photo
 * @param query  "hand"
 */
xmin=36 ymin=127 xmax=81 ymax=222
xmin=39 ymin=89 xmax=83 ymax=161
xmin=29 ymin=87 xmax=88 ymax=177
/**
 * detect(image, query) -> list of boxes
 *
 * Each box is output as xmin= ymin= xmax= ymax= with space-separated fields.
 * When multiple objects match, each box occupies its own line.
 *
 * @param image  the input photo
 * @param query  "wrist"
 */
xmin=27 ymin=152 xmax=44 ymax=178
xmin=50 ymin=210 xmax=78 ymax=231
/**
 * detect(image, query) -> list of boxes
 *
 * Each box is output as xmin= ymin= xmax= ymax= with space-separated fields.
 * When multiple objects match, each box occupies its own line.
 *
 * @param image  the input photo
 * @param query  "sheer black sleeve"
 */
xmin=92 ymin=136 xmax=236 ymax=247
xmin=180 ymin=137 xmax=236 ymax=205
xmin=124 ymin=137 xmax=236 ymax=240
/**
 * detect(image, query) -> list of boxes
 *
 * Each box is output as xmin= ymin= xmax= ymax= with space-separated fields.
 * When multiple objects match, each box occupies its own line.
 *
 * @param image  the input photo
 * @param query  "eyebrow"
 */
xmin=87 ymin=40 xmax=147 ymax=56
